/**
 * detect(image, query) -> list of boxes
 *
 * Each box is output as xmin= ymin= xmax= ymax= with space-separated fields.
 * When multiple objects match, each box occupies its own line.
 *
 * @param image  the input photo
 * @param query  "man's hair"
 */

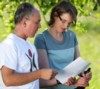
xmin=14 ymin=2 xmax=35 ymax=24
xmin=48 ymin=0 xmax=78 ymax=26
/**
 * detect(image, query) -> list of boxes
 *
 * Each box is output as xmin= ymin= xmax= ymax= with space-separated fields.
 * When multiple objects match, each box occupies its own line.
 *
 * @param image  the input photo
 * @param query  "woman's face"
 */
xmin=54 ymin=13 xmax=73 ymax=32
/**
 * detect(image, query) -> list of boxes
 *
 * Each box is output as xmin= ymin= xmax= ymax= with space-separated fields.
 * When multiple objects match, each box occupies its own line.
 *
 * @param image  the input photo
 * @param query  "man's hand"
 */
xmin=40 ymin=69 xmax=57 ymax=80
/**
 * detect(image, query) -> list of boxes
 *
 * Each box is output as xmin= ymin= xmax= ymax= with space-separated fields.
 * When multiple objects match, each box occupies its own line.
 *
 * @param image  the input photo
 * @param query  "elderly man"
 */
xmin=0 ymin=2 xmax=57 ymax=89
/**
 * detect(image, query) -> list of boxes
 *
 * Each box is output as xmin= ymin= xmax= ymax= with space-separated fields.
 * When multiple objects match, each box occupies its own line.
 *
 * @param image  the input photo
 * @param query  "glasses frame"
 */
xmin=56 ymin=11 xmax=73 ymax=27
xmin=58 ymin=15 xmax=73 ymax=27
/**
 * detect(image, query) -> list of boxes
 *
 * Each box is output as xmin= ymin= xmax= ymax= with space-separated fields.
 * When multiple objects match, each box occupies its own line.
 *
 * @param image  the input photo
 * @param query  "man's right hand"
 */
xmin=40 ymin=69 xmax=57 ymax=80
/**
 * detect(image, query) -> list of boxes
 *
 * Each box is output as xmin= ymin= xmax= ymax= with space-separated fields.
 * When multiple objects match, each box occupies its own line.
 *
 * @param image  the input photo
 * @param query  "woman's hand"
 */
xmin=64 ymin=77 xmax=76 ymax=86
xmin=74 ymin=76 xmax=89 ymax=87
xmin=66 ymin=74 xmax=90 ymax=87
xmin=63 ymin=70 xmax=92 ymax=87
xmin=85 ymin=71 xmax=92 ymax=81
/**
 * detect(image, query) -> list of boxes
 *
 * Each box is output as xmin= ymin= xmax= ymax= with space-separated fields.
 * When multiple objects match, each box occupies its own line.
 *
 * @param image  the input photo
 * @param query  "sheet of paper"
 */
xmin=55 ymin=57 xmax=90 ymax=84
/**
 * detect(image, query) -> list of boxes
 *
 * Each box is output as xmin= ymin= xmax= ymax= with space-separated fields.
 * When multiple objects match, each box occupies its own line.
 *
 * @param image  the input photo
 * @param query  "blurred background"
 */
xmin=0 ymin=0 xmax=100 ymax=89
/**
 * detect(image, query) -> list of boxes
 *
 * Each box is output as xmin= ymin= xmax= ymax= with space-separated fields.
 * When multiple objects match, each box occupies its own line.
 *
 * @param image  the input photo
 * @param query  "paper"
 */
xmin=55 ymin=57 xmax=90 ymax=84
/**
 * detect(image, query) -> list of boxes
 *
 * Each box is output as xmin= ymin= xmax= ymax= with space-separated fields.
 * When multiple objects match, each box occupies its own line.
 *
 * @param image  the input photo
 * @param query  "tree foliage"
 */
xmin=0 ymin=0 xmax=100 ymax=32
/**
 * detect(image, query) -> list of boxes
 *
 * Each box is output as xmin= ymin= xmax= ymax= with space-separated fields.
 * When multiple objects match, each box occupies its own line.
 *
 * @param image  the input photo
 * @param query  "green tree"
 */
xmin=0 ymin=0 xmax=100 ymax=32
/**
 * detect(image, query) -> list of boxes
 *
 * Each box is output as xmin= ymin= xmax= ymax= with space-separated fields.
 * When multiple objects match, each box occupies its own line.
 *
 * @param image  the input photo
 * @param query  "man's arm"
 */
xmin=1 ymin=65 xmax=56 ymax=86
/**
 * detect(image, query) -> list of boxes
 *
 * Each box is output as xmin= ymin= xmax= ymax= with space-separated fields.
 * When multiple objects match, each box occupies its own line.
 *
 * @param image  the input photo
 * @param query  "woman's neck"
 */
xmin=48 ymin=27 xmax=64 ymax=42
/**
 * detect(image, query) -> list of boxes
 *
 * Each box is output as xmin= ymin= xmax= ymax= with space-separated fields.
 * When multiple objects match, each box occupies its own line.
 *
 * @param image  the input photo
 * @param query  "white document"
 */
xmin=55 ymin=57 xmax=90 ymax=84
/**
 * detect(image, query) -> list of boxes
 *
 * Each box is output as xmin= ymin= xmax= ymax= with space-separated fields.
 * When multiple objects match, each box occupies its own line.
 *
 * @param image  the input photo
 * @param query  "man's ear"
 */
xmin=20 ymin=18 xmax=27 ymax=28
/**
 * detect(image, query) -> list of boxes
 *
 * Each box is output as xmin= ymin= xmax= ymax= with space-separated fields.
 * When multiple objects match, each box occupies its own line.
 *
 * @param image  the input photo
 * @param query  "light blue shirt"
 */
xmin=35 ymin=30 xmax=78 ymax=89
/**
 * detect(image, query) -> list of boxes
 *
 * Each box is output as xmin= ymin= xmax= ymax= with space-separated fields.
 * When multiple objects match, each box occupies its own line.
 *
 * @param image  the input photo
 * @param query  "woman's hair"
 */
xmin=14 ymin=2 xmax=35 ymax=24
xmin=48 ymin=0 xmax=78 ymax=26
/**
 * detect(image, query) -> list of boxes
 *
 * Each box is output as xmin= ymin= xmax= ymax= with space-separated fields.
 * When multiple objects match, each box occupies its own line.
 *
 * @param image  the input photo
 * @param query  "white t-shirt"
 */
xmin=0 ymin=33 xmax=39 ymax=89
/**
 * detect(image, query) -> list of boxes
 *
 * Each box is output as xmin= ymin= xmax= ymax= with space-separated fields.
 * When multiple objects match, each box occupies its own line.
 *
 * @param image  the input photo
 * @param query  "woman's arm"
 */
xmin=37 ymin=49 xmax=58 ymax=87
xmin=74 ymin=46 xmax=92 ymax=89
xmin=74 ymin=45 xmax=80 ymax=60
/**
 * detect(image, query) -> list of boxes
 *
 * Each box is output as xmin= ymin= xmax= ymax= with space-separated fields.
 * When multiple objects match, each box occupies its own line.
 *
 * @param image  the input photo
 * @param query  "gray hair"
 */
xmin=14 ymin=2 xmax=35 ymax=24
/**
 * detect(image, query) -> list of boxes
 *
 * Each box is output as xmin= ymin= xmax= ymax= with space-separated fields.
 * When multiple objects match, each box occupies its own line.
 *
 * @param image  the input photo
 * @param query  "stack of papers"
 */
xmin=55 ymin=57 xmax=90 ymax=84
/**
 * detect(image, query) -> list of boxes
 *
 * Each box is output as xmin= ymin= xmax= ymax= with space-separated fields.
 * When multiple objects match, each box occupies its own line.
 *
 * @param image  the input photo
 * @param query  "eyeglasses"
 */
xmin=58 ymin=15 xmax=72 ymax=27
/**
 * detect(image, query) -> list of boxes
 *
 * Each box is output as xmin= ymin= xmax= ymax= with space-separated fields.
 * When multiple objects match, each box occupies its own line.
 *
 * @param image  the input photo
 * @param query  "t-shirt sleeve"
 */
xmin=34 ymin=34 xmax=46 ymax=49
xmin=0 ymin=43 xmax=18 ymax=70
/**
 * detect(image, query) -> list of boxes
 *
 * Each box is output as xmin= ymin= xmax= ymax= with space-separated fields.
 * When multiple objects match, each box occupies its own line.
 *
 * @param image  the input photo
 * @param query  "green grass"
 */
xmin=77 ymin=31 xmax=100 ymax=89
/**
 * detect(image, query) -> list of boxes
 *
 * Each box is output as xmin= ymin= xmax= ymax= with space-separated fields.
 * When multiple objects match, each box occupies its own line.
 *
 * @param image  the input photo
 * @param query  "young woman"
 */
xmin=35 ymin=1 xmax=91 ymax=89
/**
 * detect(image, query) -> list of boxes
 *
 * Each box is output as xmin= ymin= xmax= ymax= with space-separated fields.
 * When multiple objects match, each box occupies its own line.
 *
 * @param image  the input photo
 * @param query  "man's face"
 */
xmin=24 ymin=10 xmax=41 ymax=38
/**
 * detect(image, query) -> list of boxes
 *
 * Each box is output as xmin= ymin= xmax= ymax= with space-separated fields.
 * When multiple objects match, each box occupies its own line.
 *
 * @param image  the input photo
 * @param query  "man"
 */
xmin=0 ymin=2 xmax=57 ymax=89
